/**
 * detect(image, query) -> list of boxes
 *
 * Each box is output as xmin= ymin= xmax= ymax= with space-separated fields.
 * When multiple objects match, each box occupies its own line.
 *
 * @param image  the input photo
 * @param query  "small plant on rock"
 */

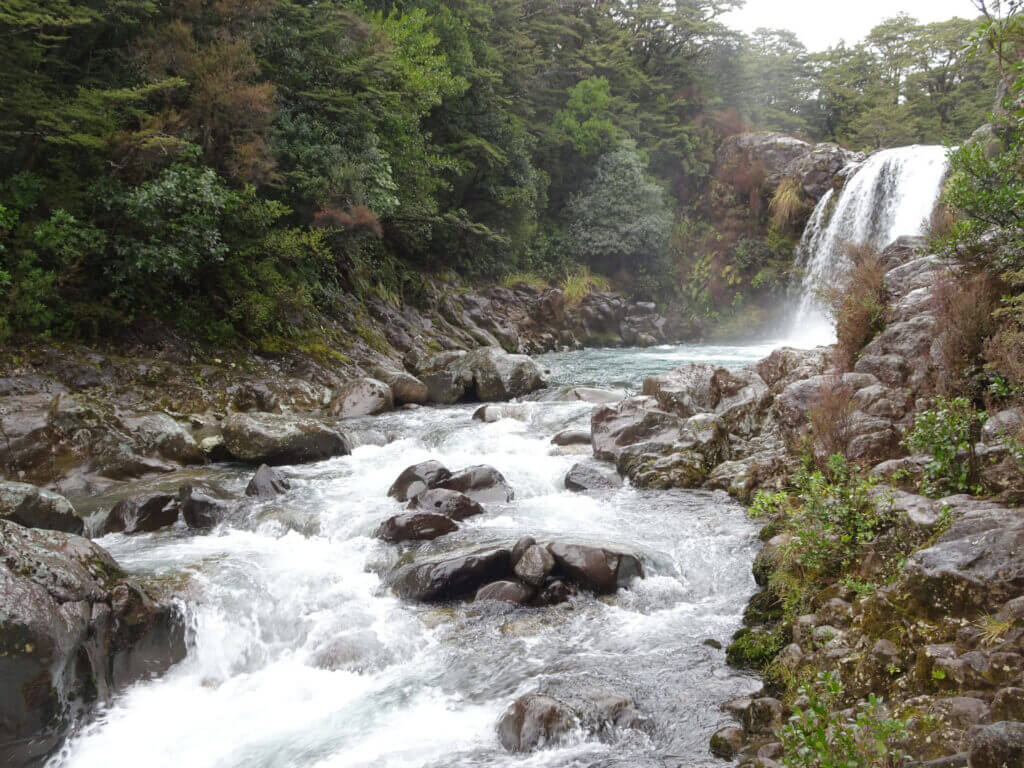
xmin=780 ymin=672 xmax=910 ymax=768
xmin=903 ymin=396 xmax=987 ymax=497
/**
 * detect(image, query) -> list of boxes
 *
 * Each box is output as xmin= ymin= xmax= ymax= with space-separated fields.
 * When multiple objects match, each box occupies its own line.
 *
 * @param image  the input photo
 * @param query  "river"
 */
xmin=51 ymin=343 xmax=775 ymax=768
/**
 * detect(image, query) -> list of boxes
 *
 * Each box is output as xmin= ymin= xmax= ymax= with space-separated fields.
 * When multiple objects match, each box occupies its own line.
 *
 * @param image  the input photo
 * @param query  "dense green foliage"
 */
xmin=904 ymin=397 xmax=988 ymax=496
xmin=0 ymin=0 xmax=1004 ymax=343
xmin=780 ymin=673 xmax=910 ymax=768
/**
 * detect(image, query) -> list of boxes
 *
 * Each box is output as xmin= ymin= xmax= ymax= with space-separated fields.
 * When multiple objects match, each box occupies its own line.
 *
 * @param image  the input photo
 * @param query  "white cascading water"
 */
xmin=787 ymin=144 xmax=950 ymax=347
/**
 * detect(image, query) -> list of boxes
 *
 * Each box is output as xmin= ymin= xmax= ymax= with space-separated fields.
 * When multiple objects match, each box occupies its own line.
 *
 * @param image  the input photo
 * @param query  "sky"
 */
xmin=722 ymin=0 xmax=977 ymax=51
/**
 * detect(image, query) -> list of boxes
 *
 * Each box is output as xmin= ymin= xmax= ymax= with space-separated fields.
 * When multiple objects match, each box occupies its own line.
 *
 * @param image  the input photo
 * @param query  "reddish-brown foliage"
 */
xmin=822 ymin=243 xmax=888 ymax=371
xmin=314 ymin=206 xmax=383 ymax=237
xmin=932 ymin=272 xmax=1001 ymax=394
xmin=808 ymin=375 xmax=858 ymax=462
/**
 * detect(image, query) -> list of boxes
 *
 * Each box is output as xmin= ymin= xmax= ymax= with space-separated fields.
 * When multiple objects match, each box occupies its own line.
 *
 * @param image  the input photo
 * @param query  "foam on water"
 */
xmin=53 ymin=344 xmax=770 ymax=768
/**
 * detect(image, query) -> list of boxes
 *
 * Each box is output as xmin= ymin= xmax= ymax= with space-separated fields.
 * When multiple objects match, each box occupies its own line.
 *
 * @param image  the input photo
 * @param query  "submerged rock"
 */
xmin=178 ymin=483 xmax=230 ymax=530
xmin=98 ymin=492 xmax=179 ymax=535
xmin=222 ymin=412 xmax=351 ymax=466
xmin=0 ymin=520 xmax=186 ymax=765
xmin=475 ymin=580 xmax=535 ymax=604
xmin=497 ymin=694 xmax=576 ymax=752
xmin=0 ymin=481 xmax=84 ymax=535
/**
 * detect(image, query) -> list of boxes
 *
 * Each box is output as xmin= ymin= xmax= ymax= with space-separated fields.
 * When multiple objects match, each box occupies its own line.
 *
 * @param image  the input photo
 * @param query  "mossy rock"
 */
xmin=727 ymin=627 xmax=787 ymax=669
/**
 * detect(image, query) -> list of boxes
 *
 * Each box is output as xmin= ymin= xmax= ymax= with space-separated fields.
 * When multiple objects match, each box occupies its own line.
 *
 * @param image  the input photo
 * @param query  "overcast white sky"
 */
xmin=722 ymin=0 xmax=978 ymax=51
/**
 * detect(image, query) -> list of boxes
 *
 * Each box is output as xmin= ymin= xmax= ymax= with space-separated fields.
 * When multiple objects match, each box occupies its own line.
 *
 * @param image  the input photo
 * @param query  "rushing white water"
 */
xmin=51 ymin=345 xmax=768 ymax=768
xmin=788 ymin=144 xmax=950 ymax=347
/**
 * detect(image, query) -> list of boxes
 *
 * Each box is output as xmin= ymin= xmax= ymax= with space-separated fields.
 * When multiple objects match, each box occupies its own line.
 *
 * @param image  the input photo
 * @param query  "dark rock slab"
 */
xmin=0 ymin=482 xmax=84 ymax=535
xmin=388 ymin=461 xmax=452 ymax=502
xmin=475 ymin=580 xmax=535 ymax=604
xmin=222 ymin=413 xmax=351 ymax=466
xmin=564 ymin=463 xmax=623 ymax=492
xmin=376 ymin=513 xmax=457 ymax=543
xmin=435 ymin=465 xmax=514 ymax=503
xmin=408 ymin=489 xmax=485 ymax=521
xmin=245 ymin=464 xmax=291 ymax=499
xmin=547 ymin=543 xmax=643 ymax=594
xmin=390 ymin=547 xmax=512 ymax=602
xmin=98 ymin=493 xmax=179 ymax=535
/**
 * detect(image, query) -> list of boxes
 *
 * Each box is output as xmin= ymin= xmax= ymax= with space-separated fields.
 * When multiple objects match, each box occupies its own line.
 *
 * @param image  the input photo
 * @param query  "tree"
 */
xmin=563 ymin=140 xmax=672 ymax=282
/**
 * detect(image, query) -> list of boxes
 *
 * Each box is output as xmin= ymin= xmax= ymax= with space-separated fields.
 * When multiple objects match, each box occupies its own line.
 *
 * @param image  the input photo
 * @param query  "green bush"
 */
xmin=780 ymin=672 xmax=910 ymax=768
xmin=903 ymin=396 xmax=987 ymax=497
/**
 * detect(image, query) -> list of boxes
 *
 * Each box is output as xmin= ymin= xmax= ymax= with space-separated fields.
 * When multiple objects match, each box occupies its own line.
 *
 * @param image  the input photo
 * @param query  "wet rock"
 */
xmin=547 ymin=543 xmax=643 ymax=594
xmin=473 ymin=404 xmax=530 ymax=423
xmin=539 ymin=580 xmax=571 ymax=606
xmin=564 ymin=463 xmax=623 ymax=492
xmin=453 ymin=347 xmax=546 ymax=402
xmin=476 ymin=580 xmax=535 ymax=604
xmin=551 ymin=429 xmax=591 ymax=447
xmin=98 ymin=493 xmax=179 ymax=535
xmin=390 ymin=547 xmax=512 ymax=602
xmin=643 ymin=364 xmax=770 ymax=437
xmin=591 ymin=398 xmax=684 ymax=462
xmin=0 ymin=520 xmax=185 ymax=766
xmin=497 ymin=694 xmax=576 ymax=752
xmin=511 ymin=536 xmax=536 ymax=565
xmin=710 ymin=726 xmax=746 ymax=760
xmin=222 ymin=413 xmax=351 ymax=466
xmin=388 ymin=460 xmax=452 ymax=502
xmin=435 ymin=465 xmax=514 ymax=504
xmin=309 ymin=630 xmax=393 ymax=673
xmin=624 ymin=448 xmax=707 ymax=490
xmin=178 ymin=484 xmax=229 ymax=530
xmin=245 ymin=464 xmax=291 ymax=499
xmin=515 ymin=544 xmax=556 ymax=586
xmin=966 ymin=721 xmax=1024 ymax=768
xmin=376 ymin=513 xmax=458 ymax=543
xmin=329 ymin=378 xmax=394 ymax=418
xmin=0 ymin=481 xmax=84 ymax=535
xmin=407 ymin=489 xmax=485 ymax=521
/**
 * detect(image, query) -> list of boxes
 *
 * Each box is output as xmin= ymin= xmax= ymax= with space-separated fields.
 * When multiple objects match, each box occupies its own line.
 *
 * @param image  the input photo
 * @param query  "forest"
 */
xmin=0 ymin=0 xmax=1009 ymax=348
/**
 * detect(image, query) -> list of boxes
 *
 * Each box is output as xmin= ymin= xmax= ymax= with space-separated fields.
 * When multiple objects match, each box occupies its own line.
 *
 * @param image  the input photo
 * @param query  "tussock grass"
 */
xmin=501 ymin=271 xmax=549 ymax=291
xmin=561 ymin=265 xmax=612 ymax=305
xmin=769 ymin=176 xmax=807 ymax=230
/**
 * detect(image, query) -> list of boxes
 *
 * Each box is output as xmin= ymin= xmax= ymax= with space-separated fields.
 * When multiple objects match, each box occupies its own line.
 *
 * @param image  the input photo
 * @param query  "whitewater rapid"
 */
xmin=51 ymin=344 xmax=769 ymax=768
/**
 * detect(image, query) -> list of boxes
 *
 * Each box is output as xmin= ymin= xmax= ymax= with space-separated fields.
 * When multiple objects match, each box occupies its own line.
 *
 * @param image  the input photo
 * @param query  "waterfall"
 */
xmin=787 ymin=145 xmax=950 ymax=347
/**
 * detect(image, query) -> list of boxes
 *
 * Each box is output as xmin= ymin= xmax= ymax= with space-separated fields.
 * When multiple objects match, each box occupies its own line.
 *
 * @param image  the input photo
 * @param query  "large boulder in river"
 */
xmin=591 ymin=398 xmax=684 ymax=462
xmin=497 ymin=694 xmax=575 ymax=752
xmin=408 ymin=489 xmax=485 ymax=521
xmin=370 ymin=366 xmax=429 ymax=406
xmin=435 ymin=465 xmax=514 ymax=503
xmin=642 ymin=364 xmax=770 ymax=437
xmin=390 ymin=546 xmax=513 ymax=602
xmin=328 ymin=378 xmax=394 ymax=419
xmin=222 ymin=412 xmax=351 ymax=466
xmin=245 ymin=464 xmax=291 ymax=499
xmin=564 ymin=463 xmax=623 ymax=492
xmin=547 ymin=543 xmax=643 ymax=594
xmin=98 ymin=492 xmax=179 ymax=535
xmin=0 ymin=481 xmax=84 ymax=535
xmin=388 ymin=461 xmax=453 ymax=502
xmin=0 ymin=520 xmax=186 ymax=765
xmin=453 ymin=347 xmax=546 ymax=401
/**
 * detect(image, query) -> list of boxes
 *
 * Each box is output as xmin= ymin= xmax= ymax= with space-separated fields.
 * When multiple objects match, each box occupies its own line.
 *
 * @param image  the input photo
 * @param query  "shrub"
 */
xmin=821 ymin=243 xmax=887 ymax=370
xmin=780 ymin=672 xmax=910 ymax=768
xmin=903 ymin=396 xmax=987 ymax=497
xmin=808 ymin=376 xmax=858 ymax=463
xmin=932 ymin=272 xmax=1000 ymax=396
xmin=726 ymin=627 xmax=787 ymax=669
